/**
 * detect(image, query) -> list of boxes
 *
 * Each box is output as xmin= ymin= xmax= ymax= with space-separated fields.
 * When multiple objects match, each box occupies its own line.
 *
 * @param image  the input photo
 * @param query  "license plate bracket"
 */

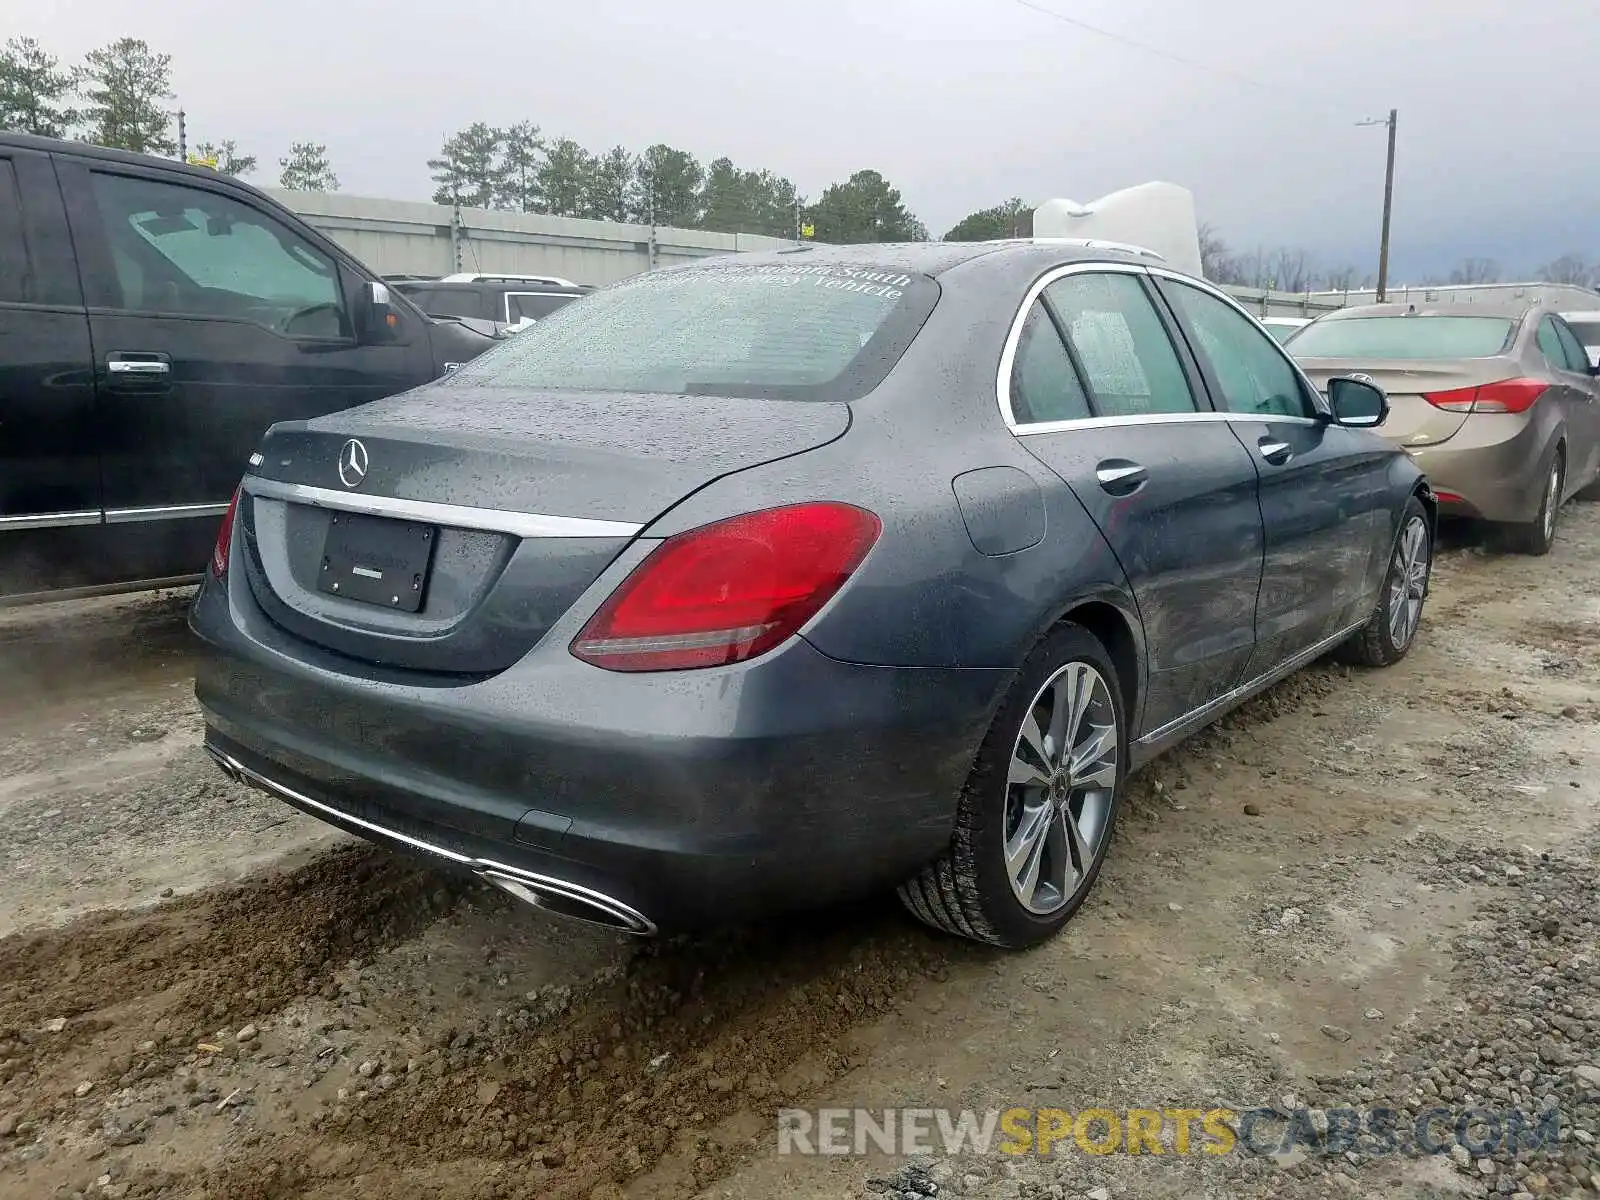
xmin=317 ymin=512 xmax=436 ymax=612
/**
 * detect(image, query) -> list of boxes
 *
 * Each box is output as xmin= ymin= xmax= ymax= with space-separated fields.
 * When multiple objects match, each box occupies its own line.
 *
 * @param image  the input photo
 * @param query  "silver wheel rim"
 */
xmin=1387 ymin=515 xmax=1429 ymax=648
xmin=1003 ymin=662 xmax=1118 ymax=916
xmin=1542 ymin=461 xmax=1562 ymax=541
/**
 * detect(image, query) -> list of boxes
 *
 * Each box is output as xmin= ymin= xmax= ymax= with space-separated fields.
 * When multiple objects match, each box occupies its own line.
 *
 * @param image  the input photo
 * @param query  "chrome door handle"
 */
xmin=1095 ymin=461 xmax=1147 ymax=494
xmin=1258 ymin=439 xmax=1292 ymax=464
xmin=108 ymin=359 xmax=170 ymax=374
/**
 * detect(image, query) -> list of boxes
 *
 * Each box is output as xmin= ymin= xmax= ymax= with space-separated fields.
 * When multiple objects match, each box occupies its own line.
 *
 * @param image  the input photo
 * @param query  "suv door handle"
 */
xmin=1096 ymin=460 xmax=1147 ymax=495
xmin=1257 ymin=439 xmax=1293 ymax=465
xmin=107 ymin=359 xmax=170 ymax=375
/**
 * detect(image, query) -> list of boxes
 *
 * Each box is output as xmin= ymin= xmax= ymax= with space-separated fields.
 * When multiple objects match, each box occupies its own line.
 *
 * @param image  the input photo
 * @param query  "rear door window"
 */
xmin=1041 ymin=272 xmax=1196 ymax=416
xmin=0 ymin=159 xmax=31 ymax=303
xmin=1552 ymin=319 xmax=1592 ymax=374
xmin=450 ymin=261 xmax=939 ymax=402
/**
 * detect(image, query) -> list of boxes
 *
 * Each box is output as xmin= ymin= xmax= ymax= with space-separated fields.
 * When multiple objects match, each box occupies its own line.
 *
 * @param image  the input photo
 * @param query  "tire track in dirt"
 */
xmin=0 ymin=847 xmax=465 ymax=1106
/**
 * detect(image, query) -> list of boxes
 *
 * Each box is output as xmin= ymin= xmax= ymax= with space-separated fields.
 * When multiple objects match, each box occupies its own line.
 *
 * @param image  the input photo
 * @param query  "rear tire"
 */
xmin=1337 ymin=497 xmax=1431 ymax=668
xmin=1497 ymin=451 xmax=1564 ymax=555
xmin=898 ymin=624 xmax=1126 ymax=949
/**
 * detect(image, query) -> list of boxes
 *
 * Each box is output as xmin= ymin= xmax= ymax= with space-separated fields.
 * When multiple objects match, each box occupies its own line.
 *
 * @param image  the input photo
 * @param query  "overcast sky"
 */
xmin=15 ymin=0 xmax=1600 ymax=280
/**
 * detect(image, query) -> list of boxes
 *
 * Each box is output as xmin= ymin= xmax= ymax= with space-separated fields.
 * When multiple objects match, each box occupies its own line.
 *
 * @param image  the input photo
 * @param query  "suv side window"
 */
xmin=1551 ymin=318 xmax=1591 ymax=374
xmin=1042 ymin=273 xmax=1196 ymax=416
xmin=1536 ymin=316 xmax=1567 ymax=369
xmin=507 ymin=292 xmax=578 ymax=323
xmin=1009 ymin=300 xmax=1093 ymax=424
xmin=88 ymin=171 xmax=345 ymax=338
xmin=0 ymin=159 xmax=31 ymax=303
xmin=1164 ymin=281 xmax=1316 ymax=419
xmin=418 ymin=286 xmax=486 ymax=320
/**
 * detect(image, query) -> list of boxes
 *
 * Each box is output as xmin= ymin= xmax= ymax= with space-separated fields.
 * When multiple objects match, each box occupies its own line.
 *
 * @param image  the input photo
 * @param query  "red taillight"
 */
xmin=1421 ymin=378 xmax=1548 ymax=414
xmin=571 ymin=502 xmax=882 ymax=672
xmin=211 ymin=487 xmax=241 ymax=578
xmin=1434 ymin=490 xmax=1463 ymax=503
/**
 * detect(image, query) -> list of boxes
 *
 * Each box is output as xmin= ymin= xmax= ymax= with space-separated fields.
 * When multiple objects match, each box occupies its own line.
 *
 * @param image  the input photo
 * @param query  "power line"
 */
xmin=1006 ymin=0 xmax=1278 ymax=94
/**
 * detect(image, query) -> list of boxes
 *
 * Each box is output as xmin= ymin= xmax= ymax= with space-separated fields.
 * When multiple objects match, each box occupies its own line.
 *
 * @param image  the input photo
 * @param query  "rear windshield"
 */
xmin=1287 ymin=315 xmax=1515 ymax=360
xmin=446 ymin=261 xmax=940 ymax=401
xmin=1264 ymin=323 xmax=1299 ymax=343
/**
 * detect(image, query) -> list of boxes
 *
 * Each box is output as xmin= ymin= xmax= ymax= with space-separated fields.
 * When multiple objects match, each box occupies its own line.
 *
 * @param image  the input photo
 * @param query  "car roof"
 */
xmin=1318 ymin=299 xmax=1543 ymax=321
xmin=395 ymin=280 xmax=588 ymax=294
xmin=661 ymin=238 xmax=1165 ymax=279
xmin=0 ymin=131 xmax=287 ymax=199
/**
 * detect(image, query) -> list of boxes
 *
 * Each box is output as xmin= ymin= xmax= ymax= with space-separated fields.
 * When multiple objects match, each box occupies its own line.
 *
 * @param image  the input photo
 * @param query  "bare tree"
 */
xmin=1265 ymin=247 xmax=1316 ymax=293
xmin=1448 ymin=257 xmax=1500 ymax=285
xmin=1322 ymin=265 xmax=1360 ymax=292
xmin=1197 ymin=221 xmax=1233 ymax=283
xmin=1537 ymin=253 xmax=1592 ymax=286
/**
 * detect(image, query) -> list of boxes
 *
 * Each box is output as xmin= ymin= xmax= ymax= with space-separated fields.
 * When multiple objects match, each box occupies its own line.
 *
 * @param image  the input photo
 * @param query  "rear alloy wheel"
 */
xmin=899 ymin=624 xmax=1125 ymax=949
xmin=1337 ymin=497 xmax=1431 ymax=668
xmin=1499 ymin=452 xmax=1564 ymax=555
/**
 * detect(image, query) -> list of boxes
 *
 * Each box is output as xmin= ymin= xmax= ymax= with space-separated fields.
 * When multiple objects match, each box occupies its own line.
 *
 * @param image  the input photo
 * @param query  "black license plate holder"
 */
xmin=317 ymin=512 xmax=436 ymax=612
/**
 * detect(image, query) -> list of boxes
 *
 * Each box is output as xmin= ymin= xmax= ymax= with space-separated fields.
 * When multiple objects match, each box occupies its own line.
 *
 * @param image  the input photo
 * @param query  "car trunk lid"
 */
xmin=1295 ymin=356 xmax=1524 ymax=449
xmin=237 ymin=385 xmax=851 ymax=675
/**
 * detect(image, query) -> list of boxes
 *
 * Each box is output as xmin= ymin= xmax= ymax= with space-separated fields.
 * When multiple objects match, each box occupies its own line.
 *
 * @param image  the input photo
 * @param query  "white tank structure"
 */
xmin=1032 ymin=182 xmax=1203 ymax=279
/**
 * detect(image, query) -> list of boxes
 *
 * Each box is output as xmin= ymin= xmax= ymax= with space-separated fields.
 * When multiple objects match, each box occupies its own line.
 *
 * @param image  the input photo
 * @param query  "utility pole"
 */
xmin=173 ymin=108 xmax=187 ymax=161
xmin=1358 ymin=109 xmax=1398 ymax=302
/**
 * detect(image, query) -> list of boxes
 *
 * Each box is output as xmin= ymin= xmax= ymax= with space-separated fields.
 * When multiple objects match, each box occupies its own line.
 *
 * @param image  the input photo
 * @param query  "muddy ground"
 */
xmin=0 ymin=506 xmax=1597 ymax=1200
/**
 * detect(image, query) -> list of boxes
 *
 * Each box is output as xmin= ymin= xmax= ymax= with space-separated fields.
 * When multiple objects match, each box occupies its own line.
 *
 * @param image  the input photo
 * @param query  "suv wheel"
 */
xmin=899 ymin=624 xmax=1125 ymax=949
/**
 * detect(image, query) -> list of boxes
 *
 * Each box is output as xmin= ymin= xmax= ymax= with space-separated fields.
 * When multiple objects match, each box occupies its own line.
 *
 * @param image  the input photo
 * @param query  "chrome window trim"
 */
xmin=105 ymin=502 xmax=230 ymax=524
xmin=0 ymin=509 xmax=103 ymax=531
xmin=243 ymin=477 xmax=643 ymax=540
xmin=996 ymin=260 xmax=1149 ymax=432
xmin=996 ymin=259 xmax=1333 ymax=434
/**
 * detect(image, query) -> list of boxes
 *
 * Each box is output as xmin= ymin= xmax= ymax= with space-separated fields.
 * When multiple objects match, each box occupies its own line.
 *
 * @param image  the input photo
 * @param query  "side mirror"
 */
xmin=1326 ymin=375 xmax=1389 ymax=428
xmin=357 ymin=280 xmax=402 ymax=344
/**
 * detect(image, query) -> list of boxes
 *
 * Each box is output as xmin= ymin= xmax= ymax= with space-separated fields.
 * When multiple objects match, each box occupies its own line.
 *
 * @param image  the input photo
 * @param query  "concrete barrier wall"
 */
xmin=265 ymin=189 xmax=795 ymax=285
xmin=268 ymin=189 xmax=1358 ymax=316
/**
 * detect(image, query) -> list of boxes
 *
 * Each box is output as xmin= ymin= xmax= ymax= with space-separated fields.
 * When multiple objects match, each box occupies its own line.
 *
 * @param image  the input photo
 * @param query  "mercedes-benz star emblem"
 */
xmin=338 ymin=438 xmax=369 ymax=489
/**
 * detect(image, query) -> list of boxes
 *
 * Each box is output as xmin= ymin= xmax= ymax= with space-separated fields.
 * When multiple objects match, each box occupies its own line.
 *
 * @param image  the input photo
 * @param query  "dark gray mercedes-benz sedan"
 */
xmin=190 ymin=240 xmax=1435 ymax=948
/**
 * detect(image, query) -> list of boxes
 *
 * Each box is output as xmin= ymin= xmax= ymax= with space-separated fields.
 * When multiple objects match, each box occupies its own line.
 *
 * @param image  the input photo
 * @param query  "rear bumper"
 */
xmin=1405 ymin=415 xmax=1553 ymax=524
xmin=188 ymin=570 xmax=1008 ymax=932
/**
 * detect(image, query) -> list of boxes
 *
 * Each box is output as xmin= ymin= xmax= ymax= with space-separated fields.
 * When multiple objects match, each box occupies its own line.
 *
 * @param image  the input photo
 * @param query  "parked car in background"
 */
xmin=394 ymin=273 xmax=593 ymax=334
xmin=1261 ymin=316 xmax=1310 ymax=343
xmin=192 ymin=240 xmax=1434 ymax=950
xmin=1558 ymin=309 xmax=1600 ymax=368
xmin=1289 ymin=301 xmax=1600 ymax=554
xmin=0 ymin=133 xmax=500 ymax=605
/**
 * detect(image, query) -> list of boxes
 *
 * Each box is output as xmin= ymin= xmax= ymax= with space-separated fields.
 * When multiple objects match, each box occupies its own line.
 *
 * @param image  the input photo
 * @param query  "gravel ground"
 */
xmin=0 ymin=504 xmax=1596 ymax=1200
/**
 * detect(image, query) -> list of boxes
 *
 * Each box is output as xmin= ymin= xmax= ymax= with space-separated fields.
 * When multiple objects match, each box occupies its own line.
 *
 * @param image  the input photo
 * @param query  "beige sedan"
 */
xmin=1288 ymin=301 xmax=1600 ymax=553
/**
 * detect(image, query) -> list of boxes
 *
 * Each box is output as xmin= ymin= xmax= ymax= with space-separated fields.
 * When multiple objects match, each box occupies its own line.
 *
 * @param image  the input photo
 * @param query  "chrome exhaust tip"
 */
xmin=204 ymin=744 xmax=244 ymax=783
xmin=476 ymin=866 xmax=655 ymax=936
xmin=201 ymin=745 xmax=657 ymax=937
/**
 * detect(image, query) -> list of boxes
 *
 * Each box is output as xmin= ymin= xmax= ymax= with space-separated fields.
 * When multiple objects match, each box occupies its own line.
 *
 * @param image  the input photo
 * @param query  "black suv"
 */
xmin=0 ymin=134 xmax=501 ymax=604
xmin=394 ymin=274 xmax=593 ymax=331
